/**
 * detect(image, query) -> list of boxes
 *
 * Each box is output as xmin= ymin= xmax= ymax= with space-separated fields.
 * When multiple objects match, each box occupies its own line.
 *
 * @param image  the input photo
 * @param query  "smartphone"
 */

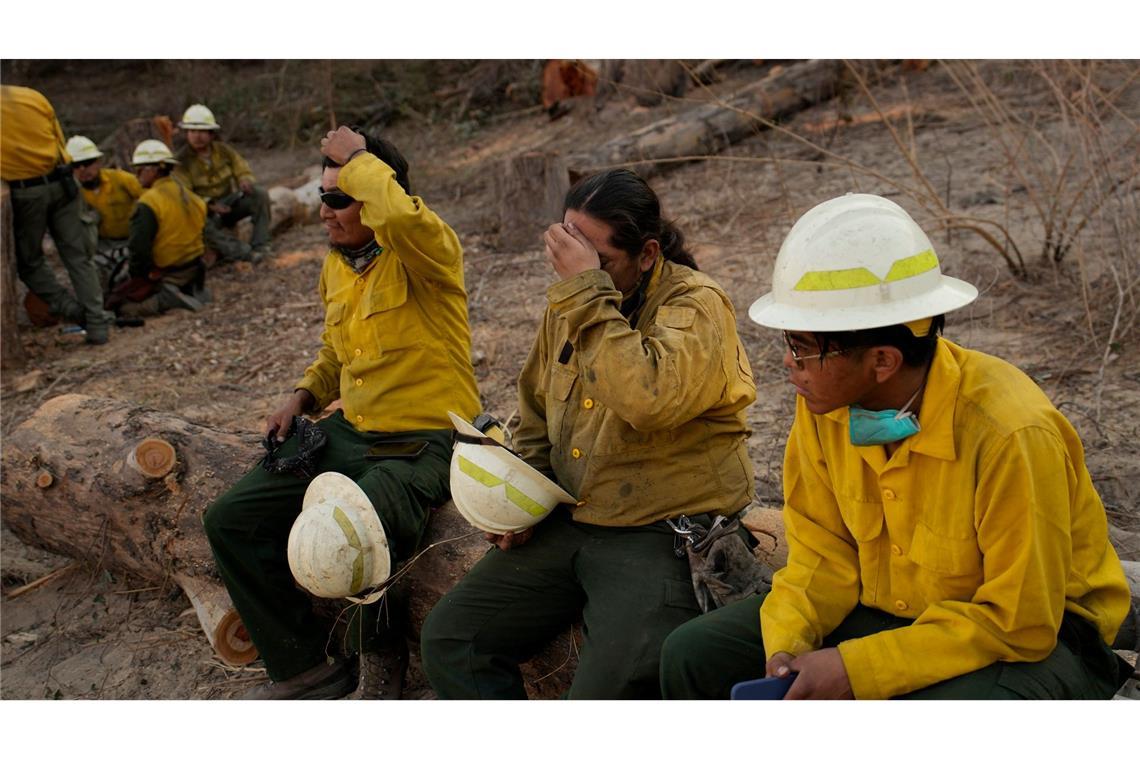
xmin=365 ymin=440 xmax=429 ymax=460
xmin=730 ymin=674 xmax=797 ymax=700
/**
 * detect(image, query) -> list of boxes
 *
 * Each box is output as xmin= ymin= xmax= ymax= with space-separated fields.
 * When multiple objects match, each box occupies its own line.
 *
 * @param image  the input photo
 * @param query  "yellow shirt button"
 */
xmin=355 ymin=378 xmax=363 ymax=386
xmin=571 ymin=447 xmax=582 ymax=459
xmin=356 ymin=415 xmax=364 ymax=423
xmin=894 ymin=599 xmax=908 ymax=611
xmin=583 ymin=398 xmax=594 ymax=409
xmin=891 ymin=544 xmax=902 ymax=556
xmin=883 ymin=489 xmax=896 ymax=500
xmin=354 ymin=348 xmax=362 ymax=356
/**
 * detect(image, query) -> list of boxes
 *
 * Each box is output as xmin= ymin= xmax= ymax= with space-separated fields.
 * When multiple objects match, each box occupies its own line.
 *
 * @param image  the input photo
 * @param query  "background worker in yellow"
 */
xmin=66 ymin=135 xmax=142 ymax=293
xmin=659 ymin=193 xmax=1132 ymax=700
xmin=203 ymin=126 xmax=480 ymax=700
xmin=110 ymin=139 xmax=208 ymax=318
xmin=421 ymin=169 xmax=757 ymax=699
xmin=1 ymin=85 xmax=112 ymax=344
xmin=173 ymin=103 xmax=270 ymax=263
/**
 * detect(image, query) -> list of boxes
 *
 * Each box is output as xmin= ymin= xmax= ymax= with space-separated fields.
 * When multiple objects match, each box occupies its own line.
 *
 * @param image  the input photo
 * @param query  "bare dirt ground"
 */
xmin=2 ymin=61 xmax=1138 ymax=700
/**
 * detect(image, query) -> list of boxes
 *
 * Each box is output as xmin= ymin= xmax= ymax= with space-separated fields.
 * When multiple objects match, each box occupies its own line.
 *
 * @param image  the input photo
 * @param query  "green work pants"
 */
xmin=10 ymin=179 xmax=110 ymax=329
xmin=202 ymin=411 xmax=451 ymax=682
xmin=204 ymin=186 xmax=270 ymax=260
xmin=116 ymin=261 xmax=206 ymax=318
xmin=659 ymin=593 xmax=1131 ymax=699
xmin=420 ymin=507 xmax=704 ymax=699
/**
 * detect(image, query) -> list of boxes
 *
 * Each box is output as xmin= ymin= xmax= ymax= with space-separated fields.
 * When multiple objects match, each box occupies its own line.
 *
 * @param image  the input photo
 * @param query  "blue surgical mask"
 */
xmin=848 ymin=385 xmax=923 ymax=446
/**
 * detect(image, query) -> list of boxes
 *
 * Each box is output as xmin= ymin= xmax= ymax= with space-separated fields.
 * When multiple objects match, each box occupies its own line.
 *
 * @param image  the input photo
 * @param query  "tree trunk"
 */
xmin=1 ymin=182 xmax=27 ymax=371
xmin=0 ymin=393 xmax=576 ymax=693
xmin=495 ymin=152 xmax=571 ymax=253
xmin=567 ymin=59 xmax=843 ymax=179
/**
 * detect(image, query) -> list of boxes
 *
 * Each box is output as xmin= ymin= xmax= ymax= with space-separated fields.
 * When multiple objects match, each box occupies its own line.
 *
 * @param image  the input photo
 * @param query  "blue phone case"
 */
xmin=730 ymin=675 xmax=797 ymax=700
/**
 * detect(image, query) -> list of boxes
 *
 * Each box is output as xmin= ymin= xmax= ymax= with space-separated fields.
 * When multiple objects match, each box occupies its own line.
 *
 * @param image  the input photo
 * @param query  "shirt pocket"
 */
xmin=547 ymin=364 xmax=578 ymax=449
xmin=907 ymin=521 xmax=983 ymax=602
xmin=324 ymin=301 xmax=347 ymax=362
xmin=362 ymin=275 xmax=423 ymax=353
xmin=837 ymin=496 xmax=885 ymax=545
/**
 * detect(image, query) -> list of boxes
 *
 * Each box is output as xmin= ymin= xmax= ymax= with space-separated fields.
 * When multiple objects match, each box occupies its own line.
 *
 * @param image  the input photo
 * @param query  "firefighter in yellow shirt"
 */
xmin=66 ymin=135 xmax=142 ymax=293
xmin=203 ymin=127 xmax=480 ymax=700
xmin=660 ymin=193 xmax=1132 ymax=699
xmin=420 ymin=169 xmax=757 ymax=699
xmin=172 ymin=104 xmax=270 ymax=263
xmin=1 ymin=85 xmax=111 ymax=344
xmin=107 ymin=140 xmax=208 ymax=318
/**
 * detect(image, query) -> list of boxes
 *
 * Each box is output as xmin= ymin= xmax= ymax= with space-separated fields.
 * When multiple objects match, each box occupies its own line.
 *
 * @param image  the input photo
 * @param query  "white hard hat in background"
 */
xmin=131 ymin=139 xmax=178 ymax=166
xmin=748 ymin=193 xmax=977 ymax=332
xmin=65 ymin=135 xmax=103 ymax=163
xmin=448 ymin=411 xmax=574 ymax=535
xmin=287 ymin=472 xmax=391 ymax=604
xmin=179 ymin=103 xmax=220 ymax=131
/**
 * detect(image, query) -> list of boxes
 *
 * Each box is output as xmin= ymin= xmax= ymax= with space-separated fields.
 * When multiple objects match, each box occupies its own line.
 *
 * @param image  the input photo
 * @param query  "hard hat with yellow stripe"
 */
xmin=748 ymin=193 xmax=977 ymax=331
xmin=65 ymin=135 xmax=103 ymax=163
xmin=179 ymin=103 xmax=220 ymax=131
xmin=448 ymin=411 xmax=575 ymax=535
xmin=287 ymin=472 xmax=391 ymax=604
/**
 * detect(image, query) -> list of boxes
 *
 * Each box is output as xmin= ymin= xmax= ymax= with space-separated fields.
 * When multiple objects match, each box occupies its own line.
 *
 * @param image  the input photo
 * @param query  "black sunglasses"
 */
xmin=319 ymin=189 xmax=357 ymax=210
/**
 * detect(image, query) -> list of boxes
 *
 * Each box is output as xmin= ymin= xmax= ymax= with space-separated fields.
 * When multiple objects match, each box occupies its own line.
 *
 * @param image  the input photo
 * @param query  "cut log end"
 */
xmin=34 ymin=470 xmax=53 ymax=489
xmin=128 ymin=438 xmax=177 ymax=479
xmin=215 ymin=610 xmax=259 ymax=666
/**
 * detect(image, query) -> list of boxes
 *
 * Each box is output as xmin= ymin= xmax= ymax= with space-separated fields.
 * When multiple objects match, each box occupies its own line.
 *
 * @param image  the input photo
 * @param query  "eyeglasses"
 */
xmin=782 ymin=331 xmax=847 ymax=369
xmin=319 ymin=189 xmax=357 ymax=210
xmin=72 ymin=158 xmax=98 ymax=169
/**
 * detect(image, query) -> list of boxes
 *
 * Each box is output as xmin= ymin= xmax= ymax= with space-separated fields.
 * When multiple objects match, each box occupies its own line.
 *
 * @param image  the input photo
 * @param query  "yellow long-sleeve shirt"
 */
xmin=1 ymin=85 xmax=68 ymax=181
xmin=135 ymin=176 xmax=206 ymax=269
xmin=295 ymin=152 xmax=480 ymax=432
xmin=513 ymin=259 xmax=756 ymax=526
xmin=82 ymin=168 xmax=142 ymax=239
xmin=760 ymin=338 xmax=1129 ymax=699
xmin=173 ymin=141 xmax=255 ymax=201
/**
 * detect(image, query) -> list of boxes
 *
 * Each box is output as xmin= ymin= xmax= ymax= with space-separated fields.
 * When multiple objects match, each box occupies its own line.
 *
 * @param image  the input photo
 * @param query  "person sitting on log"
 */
xmin=659 ymin=193 xmax=1133 ymax=700
xmin=173 ymin=103 xmax=271 ymax=264
xmin=66 ymin=134 xmax=142 ymax=295
xmin=1 ymin=85 xmax=113 ymax=344
xmin=420 ymin=168 xmax=758 ymax=699
xmin=202 ymin=126 xmax=481 ymax=700
xmin=107 ymin=139 xmax=208 ymax=318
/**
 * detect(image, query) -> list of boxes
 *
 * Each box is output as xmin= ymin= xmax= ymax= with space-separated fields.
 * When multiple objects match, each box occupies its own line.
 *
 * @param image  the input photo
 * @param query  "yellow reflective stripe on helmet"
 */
xmin=504 ymin=484 xmax=549 ymax=518
xmin=332 ymin=506 xmax=365 ymax=594
xmin=457 ymin=455 xmax=550 ymax=518
xmin=884 ymin=249 xmax=938 ymax=282
xmin=793 ymin=267 xmax=881 ymax=291
xmin=793 ymin=249 xmax=938 ymax=291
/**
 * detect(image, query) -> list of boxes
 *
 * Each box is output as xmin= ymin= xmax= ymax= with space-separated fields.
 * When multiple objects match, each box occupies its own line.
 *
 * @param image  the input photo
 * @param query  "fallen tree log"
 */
xmin=0 ymin=394 xmax=573 ymax=695
xmin=567 ymin=58 xmax=843 ymax=179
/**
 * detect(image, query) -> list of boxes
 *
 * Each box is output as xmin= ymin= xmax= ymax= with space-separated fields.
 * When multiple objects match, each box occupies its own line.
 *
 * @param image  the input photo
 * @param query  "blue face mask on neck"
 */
xmin=848 ymin=385 xmax=924 ymax=446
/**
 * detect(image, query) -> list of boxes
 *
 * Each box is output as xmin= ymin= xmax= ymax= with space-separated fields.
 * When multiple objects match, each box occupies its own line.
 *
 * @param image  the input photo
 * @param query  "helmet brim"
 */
xmin=748 ymin=275 xmax=978 ymax=332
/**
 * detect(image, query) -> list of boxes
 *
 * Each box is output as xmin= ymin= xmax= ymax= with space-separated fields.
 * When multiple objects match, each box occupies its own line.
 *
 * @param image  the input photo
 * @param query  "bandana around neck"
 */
xmin=335 ymin=239 xmax=383 ymax=273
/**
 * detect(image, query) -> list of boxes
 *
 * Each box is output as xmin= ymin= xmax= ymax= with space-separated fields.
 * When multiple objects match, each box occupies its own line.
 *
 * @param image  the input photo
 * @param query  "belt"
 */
xmin=7 ymin=165 xmax=69 ymax=189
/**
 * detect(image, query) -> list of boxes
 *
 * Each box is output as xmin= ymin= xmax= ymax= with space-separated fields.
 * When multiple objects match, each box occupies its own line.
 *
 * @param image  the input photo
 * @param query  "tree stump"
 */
xmin=495 ymin=152 xmax=571 ymax=252
xmin=1 ymin=182 xmax=27 ymax=371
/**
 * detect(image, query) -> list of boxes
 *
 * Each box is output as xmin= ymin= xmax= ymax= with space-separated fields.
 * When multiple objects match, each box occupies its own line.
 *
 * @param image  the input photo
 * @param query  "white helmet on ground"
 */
xmin=66 ymin=135 xmax=103 ymax=163
xmin=448 ymin=411 xmax=575 ymax=535
xmin=179 ymin=103 xmax=220 ymax=131
xmin=287 ymin=472 xmax=391 ymax=604
xmin=748 ymin=193 xmax=977 ymax=332
xmin=131 ymin=139 xmax=178 ymax=166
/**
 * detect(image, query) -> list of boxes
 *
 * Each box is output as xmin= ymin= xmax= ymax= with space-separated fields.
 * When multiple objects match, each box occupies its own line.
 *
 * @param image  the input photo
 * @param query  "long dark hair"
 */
xmin=564 ymin=169 xmax=697 ymax=270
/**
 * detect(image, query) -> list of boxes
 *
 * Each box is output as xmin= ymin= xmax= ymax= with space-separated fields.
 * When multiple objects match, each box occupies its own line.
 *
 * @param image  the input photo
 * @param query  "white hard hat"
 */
xmin=179 ymin=103 xmax=220 ymax=130
xmin=131 ymin=139 xmax=178 ymax=166
xmin=448 ymin=411 xmax=575 ymax=535
xmin=66 ymin=135 xmax=103 ymax=163
xmin=287 ymin=472 xmax=391 ymax=604
xmin=748 ymin=193 xmax=978 ymax=332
